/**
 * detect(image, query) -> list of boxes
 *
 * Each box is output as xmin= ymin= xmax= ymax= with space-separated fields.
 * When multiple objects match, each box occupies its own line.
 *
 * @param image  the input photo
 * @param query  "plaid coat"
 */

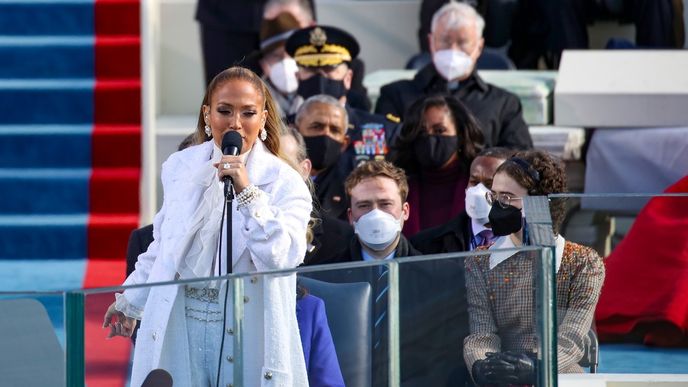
xmin=463 ymin=241 xmax=605 ymax=374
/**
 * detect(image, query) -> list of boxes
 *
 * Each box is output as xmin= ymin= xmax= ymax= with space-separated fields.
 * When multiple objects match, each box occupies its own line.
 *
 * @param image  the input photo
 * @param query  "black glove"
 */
xmin=471 ymin=355 xmax=517 ymax=386
xmin=487 ymin=351 xmax=537 ymax=385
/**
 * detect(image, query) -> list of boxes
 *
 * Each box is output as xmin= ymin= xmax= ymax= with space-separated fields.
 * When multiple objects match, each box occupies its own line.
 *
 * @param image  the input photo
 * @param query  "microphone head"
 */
xmin=141 ymin=369 xmax=173 ymax=387
xmin=222 ymin=131 xmax=243 ymax=156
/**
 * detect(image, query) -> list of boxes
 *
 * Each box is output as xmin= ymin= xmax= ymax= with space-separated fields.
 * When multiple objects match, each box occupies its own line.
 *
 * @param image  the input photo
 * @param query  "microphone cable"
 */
xmin=216 ymin=193 xmax=233 ymax=387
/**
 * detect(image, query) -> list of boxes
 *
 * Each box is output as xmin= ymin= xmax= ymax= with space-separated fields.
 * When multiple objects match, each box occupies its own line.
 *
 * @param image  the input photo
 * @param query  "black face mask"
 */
xmin=488 ymin=204 xmax=523 ymax=236
xmin=414 ymin=135 xmax=458 ymax=169
xmin=297 ymin=75 xmax=347 ymax=100
xmin=303 ymin=135 xmax=343 ymax=171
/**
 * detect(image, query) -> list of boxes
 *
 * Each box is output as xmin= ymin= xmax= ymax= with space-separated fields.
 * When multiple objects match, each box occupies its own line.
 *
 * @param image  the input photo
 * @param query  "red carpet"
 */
xmin=84 ymin=0 xmax=141 ymax=385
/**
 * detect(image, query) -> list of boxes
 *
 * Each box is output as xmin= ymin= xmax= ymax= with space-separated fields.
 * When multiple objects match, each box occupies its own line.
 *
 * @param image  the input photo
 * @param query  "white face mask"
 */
xmin=268 ymin=57 xmax=298 ymax=94
xmin=432 ymin=48 xmax=474 ymax=81
xmin=465 ymin=183 xmax=492 ymax=224
xmin=354 ymin=209 xmax=402 ymax=251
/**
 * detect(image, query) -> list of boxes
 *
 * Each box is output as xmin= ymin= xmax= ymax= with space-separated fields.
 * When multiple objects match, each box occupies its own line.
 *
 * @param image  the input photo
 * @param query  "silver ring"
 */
xmin=223 ymin=163 xmax=231 ymax=170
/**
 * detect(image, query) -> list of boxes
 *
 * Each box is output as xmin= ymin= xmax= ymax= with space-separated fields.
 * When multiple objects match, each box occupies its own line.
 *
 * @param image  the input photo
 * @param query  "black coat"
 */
xmin=313 ymin=165 xmax=349 ymax=221
xmin=305 ymin=236 xmax=470 ymax=387
xmin=410 ymin=211 xmax=473 ymax=255
xmin=126 ymin=224 xmax=154 ymax=277
xmin=304 ymin=215 xmax=354 ymax=266
xmin=375 ymin=64 xmax=533 ymax=150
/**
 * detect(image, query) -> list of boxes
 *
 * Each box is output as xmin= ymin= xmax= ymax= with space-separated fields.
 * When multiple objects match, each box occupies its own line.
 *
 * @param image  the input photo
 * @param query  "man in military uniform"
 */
xmin=285 ymin=25 xmax=400 ymax=177
xmin=375 ymin=2 xmax=532 ymax=149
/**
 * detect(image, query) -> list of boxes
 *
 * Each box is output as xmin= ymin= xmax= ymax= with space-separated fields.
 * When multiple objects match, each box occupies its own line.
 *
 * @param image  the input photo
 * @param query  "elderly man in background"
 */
xmin=279 ymin=126 xmax=354 ymax=265
xmin=375 ymin=2 xmax=532 ymax=149
xmin=295 ymin=95 xmax=351 ymax=220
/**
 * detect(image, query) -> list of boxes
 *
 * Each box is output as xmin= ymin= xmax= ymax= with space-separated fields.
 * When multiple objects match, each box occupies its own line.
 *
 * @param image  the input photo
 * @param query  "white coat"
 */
xmin=118 ymin=139 xmax=312 ymax=386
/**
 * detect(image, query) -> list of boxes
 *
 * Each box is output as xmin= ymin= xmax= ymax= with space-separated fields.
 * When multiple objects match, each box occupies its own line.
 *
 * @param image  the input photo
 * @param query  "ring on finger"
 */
xmin=223 ymin=162 xmax=231 ymax=170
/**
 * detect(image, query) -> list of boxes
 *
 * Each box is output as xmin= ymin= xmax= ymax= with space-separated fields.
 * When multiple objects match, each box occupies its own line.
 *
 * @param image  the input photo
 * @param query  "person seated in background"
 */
xmin=306 ymin=160 xmax=470 ymax=386
xmin=280 ymin=126 xmax=354 ymax=265
xmin=251 ymin=12 xmax=303 ymax=118
xmin=285 ymin=25 xmax=399 ymax=174
xmin=294 ymin=94 xmax=351 ymax=220
xmin=411 ymin=146 xmax=515 ymax=254
xmin=465 ymin=150 xmax=605 ymax=386
xmin=388 ymin=95 xmax=484 ymax=236
xmin=375 ymin=1 xmax=532 ymax=150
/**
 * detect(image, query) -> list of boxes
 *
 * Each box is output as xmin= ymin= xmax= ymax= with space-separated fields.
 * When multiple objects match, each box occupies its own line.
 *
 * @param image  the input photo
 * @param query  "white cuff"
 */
xmin=115 ymin=292 xmax=144 ymax=320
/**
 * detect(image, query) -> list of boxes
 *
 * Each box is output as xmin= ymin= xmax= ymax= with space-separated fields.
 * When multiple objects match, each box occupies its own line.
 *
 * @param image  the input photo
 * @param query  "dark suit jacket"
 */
xmin=305 ymin=215 xmax=354 ymax=266
xmin=313 ymin=165 xmax=349 ymax=221
xmin=306 ymin=236 xmax=470 ymax=387
xmin=297 ymin=294 xmax=346 ymax=387
xmin=375 ymin=64 xmax=532 ymax=150
xmin=126 ymin=224 xmax=154 ymax=277
xmin=410 ymin=211 xmax=473 ymax=255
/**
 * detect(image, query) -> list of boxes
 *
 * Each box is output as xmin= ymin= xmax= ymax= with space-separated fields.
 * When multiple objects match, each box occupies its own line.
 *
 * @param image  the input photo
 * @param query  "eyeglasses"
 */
xmin=485 ymin=191 xmax=524 ymax=209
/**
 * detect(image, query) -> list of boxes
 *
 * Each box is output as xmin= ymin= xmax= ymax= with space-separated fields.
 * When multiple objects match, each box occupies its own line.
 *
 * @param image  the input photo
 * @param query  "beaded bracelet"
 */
xmin=236 ymin=184 xmax=262 ymax=208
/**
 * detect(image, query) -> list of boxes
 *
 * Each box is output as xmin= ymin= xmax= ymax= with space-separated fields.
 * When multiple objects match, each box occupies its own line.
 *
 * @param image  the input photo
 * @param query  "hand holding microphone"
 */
xmin=214 ymin=131 xmax=250 ymax=194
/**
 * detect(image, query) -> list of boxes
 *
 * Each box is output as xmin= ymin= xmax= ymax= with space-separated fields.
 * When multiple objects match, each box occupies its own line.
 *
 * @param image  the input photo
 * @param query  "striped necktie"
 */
xmin=373 ymin=265 xmax=389 ymax=350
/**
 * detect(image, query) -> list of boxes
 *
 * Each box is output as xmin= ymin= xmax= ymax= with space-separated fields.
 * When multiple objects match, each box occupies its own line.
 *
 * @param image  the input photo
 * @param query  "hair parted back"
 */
xmin=431 ymin=1 xmax=484 ymax=37
xmin=495 ymin=149 xmax=568 ymax=235
xmin=345 ymin=160 xmax=409 ymax=204
xmin=195 ymin=66 xmax=286 ymax=159
xmin=389 ymin=94 xmax=484 ymax=174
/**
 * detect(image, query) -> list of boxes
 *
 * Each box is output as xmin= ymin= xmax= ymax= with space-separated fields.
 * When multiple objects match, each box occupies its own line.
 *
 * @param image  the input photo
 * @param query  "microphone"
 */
xmin=221 ymin=131 xmax=243 ymax=194
xmin=141 ymin=369 xmax=173 ymax=387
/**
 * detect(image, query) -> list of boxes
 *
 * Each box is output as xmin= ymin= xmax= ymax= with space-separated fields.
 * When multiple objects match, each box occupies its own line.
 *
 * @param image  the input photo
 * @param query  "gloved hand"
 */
xmin=487 ymin=351 xmax=537 ymax=385
xmin=471 ymin=355 xmax=517 ymax=386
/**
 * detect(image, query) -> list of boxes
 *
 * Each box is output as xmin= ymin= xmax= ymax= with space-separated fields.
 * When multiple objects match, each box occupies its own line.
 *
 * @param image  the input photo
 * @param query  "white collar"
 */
xmin=471 ymin=217 xmax=489 ymax=236
xmin=488 ymin=234 xmax=566 ymax=273
xmin=361 ymin=248 xmax=396 ymax=262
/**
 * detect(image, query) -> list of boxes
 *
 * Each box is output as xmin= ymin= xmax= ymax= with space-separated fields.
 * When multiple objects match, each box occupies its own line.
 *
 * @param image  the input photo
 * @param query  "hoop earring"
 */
xmin=259 ymin=127 xmax=267 ymax=141
xmin=204 ymin=125 xmax=212 ymax=137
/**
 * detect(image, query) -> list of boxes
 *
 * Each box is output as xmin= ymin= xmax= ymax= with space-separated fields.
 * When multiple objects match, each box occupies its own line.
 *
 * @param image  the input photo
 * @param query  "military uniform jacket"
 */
xmin=339 ymin=106 xmax=400 ymax=177
xmin=375 ymin=64 xmax=533 ymax=149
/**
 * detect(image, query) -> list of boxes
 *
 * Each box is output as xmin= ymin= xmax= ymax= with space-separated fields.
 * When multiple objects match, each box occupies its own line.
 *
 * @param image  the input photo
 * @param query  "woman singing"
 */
xmin=103 ymin=67 xmax=312 ymax=386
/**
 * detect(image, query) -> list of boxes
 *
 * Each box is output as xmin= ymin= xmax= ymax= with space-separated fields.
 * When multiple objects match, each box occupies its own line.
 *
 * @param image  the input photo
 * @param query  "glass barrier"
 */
xmin=13 ymin=193 xmax=688 ymax=386
xmin=65 ymin=246 xmax=554 ymax=387
xmin=546 ymin=193 xmax=688 ymax=379
xmin=0 ymin=291 xmax=67 ymax=387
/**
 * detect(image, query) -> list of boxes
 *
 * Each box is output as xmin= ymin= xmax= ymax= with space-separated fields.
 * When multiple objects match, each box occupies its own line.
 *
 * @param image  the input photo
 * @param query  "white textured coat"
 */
xmin=120 ymin=140 xmax=311 ymax=386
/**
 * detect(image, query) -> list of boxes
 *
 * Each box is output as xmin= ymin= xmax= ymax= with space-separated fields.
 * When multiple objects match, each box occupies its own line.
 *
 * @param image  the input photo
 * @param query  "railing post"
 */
xmin=387 ymin=260 xmax=400 ymax=387
xmin=523 ymin=196 xmax=558 ymax=387
xmin=65 ymin=292 xmax=85 ymax=387
xmin=232 ymin=277 xmax=245 ymax=386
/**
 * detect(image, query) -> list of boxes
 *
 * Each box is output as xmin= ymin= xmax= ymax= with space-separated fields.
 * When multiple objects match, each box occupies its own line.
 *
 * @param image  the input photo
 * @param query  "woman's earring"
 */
xmin=204 ymin=124 xmax=211 ymax=137
xmin=259 ymin=127 xmax=267 ymax=141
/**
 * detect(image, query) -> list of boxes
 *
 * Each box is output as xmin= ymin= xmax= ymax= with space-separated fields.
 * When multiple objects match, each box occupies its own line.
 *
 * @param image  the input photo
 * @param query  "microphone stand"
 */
xmin=224 ymin=179 xmax=234 ymax=275
xmin=216 ymin=179 xmax=234 ymax=387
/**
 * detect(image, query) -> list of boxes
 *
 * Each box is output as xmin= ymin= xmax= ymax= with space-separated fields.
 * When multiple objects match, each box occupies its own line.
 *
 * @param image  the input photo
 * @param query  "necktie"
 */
xmin=477 ymin=229 xmax=495 ymax=247
xmin=373 ymin=265 xmax=389 ymax=350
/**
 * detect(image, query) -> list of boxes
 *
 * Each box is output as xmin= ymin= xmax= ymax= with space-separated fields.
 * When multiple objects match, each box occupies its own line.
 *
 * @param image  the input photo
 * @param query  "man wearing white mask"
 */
xmin=251 ymin=12 xmax=303 ymax=118
xmin=411 ymin=147 xmax=514 ymax=254
xmin=375 ymin=2 xmax=532 ymax=149
xmin=307 ymin=160 xmax=472 ymax=386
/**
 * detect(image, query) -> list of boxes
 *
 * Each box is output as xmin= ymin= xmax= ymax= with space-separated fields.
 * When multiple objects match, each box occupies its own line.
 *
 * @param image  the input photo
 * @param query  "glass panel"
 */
xmin=0 ymin=291 xmax=66 ymax=387
xmin=550 ymin=193 xmax=688 ymax=379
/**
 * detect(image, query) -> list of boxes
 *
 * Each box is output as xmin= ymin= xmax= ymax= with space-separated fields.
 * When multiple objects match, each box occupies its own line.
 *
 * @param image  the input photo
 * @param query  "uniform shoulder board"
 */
xmin=385 ymin=113 xmax=401 ymax=123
